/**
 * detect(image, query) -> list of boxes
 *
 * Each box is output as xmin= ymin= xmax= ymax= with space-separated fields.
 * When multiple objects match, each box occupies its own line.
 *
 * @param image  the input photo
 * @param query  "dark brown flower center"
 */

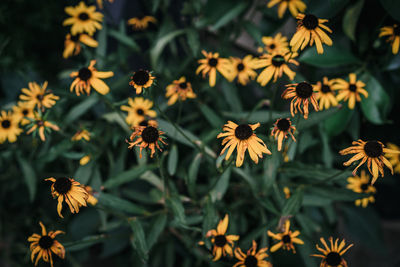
xmin=237 ymin=63 xmax=245 ymax=71
xmin=37 ymin=94 xmax=44 ymax=101
xmin=208 ymin=58 xmax=218 ymax=67
xmin=39 ymin=235 xmax=54 ymax=249
xmin=78 ymin=12 xmax=90 ymax=21
xmin=37 ymin=120 xmax=44 ymax=127
xmin=214 ymin=235 xmax=227 ymax=247
xmin=296 ymin=82 xmax=313 ymax=99
xmin=277 ymin=118 xmax=290 ymax=131
xmin=54 ymin=177 xmax=72 ymax=194
xmin=179 ymin=82 xmax=188 ymax=89
xmin=235 ymin=124 xmax=253 ymax=140
xmin=269 ymin=44 xmax=276 ymax=50
xmin=272 ymin=55 xmax=285 ymax=67
xmin=141 ymin=126 xmax=159 ymax=143
xmin=244 ymin=255 xmax=258 ymax=267
xmin=348 ymin=84 xmax=357 ymax=92
xmin=78 ymin=67 xmax=92 ymax=81
xmin=136 ymin=108 xmax=144 ymax=115
xmin=364 ymin=141 xmax=383 ymax=158
xmin=302 ymin=14 xmax=318 ymax=30
xmin=139 ymin=120 xmax=149 ymax=126
xmin=394 ymin=26 xmax=400 ymax=36
xmin=22 ymin=109 xmax=29 ymax=116
xmin=321 ymin=84 xmax=331 ymax=93
xmin=132 ymin=70 xmax=150 ymax=86
xmin=282 ymin=234 xmax=291 ymax=243
xmin=70 ymin=34 xmax=80 ymax=42
xmin=325 ymin=252 xmax=342 ymax=266
xmin=1 ymin=120 xmax=11 ymax=129
xmin=360 ymin=183 xmax=369 ymax=192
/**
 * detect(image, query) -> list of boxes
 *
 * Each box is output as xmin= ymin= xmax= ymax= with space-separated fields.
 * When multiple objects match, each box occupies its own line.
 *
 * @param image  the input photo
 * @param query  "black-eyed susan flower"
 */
xmin=230 ymin=56 xmax=259 ymax=86
xmin=271 ymin=118 xmax=296 ymax=151
xmin=96 ymin=0 xmax=114 ymax=9
xmin=129 ymin=70 xmax=156 ymax=94
xmin=19 ymin=81 xmax=59 ymax=111
xmin=268 ymin=220 xmax=304 ymax=253
xmin=196 ymin=50 xmax=234 ymax=87
xmin=63 ymin=33 xmax=98 ymax=59
xmin=127 ymin=16 xmax=157 ymax=30
xmin=84 ymin=185 xmax=98 ymax=206
xmin=12 ymin=101 xmax=35 ymax=125
xmin=346 ymin=170 xmax=376 ymax=208
xmin=339 ymin=139 xmax=400 ymax=184
xmin=386 ymin=143 xmax=400 ymax=174
xmin=0 ymin=111 xmax=22 ymax=144
xmin=26 ymin=113 xmax=59 ymax=142
xmin=379 ymin=24 xmax=400 ymax=54
xmin=126 ymin=125 xmax=167 ymax=158
xmin=120 ymin=97 xmax=157 ymax=127
xmin=45 ymin=177 xmax=89 ymax=218
xmin=80 ymin=155 xmax=91 ymax=165
xmin=314 ymin=77 xmax=339 ymax=110
xmin=311 ymin=237 xmax=353 ymax=267
xmin=255 ymin=50 xmax=299 ymax=86
xmin=28 ymin=222 xmax=65 ymax=267
xmin=70 ymin=60 xmax=114 ymax=96
xmin=63 ymin=1 xmax=103 ymax=36
xmin=290 ymin=13 xmax=332 ymax=54
xmin=234 ymin=240 xmax=272 ymax=267
xmin=282 ymin=82 xmax=319 ymax=119
xmin=71 ymin=129 xmax=91 ymax=141
xmin=165 ymin=77 xmax=196 ymax=105
xmin=205 ymin=214 xmax=239 ymax=261
xmin=259 ymin=33 xmax=289 ymax=54
xmin=267 ymin=0 xmax=306 ymax=18
xmin=332 ymin=73 xmax=368 ymax=110
xmin=283 ymin=187 xmax=291 ymax=199
xmin=217 ymin=121 xmax=271 ymax=167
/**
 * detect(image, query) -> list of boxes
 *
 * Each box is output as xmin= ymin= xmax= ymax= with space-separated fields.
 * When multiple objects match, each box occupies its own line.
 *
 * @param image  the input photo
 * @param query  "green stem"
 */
xmin=156 ymin=152 xmax=169 ymax=198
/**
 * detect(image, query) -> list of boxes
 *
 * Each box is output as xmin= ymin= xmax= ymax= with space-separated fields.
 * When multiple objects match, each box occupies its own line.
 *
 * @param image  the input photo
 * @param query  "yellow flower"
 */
xmin=268 ymin=220 xmax=304 ymax=253
xmin=84 ymin=185 xmax=98 ymax=206
xmin=379 ymin=24 xmax=400 ymax=54
xmin=205 ymin=214 xmax=239 ymax=261
xmin=233 ymin=240 xmax=272 ymax=267
xmin=267 ymin=0 xmax=306 ymax=18
xmin=12 ymin=101 xmax=35 ymax=125
xmin=290 ymin=13 xmax=332 ymax=54
xmin=126 ymin=125 xmax=167 ymax=158
xmin=196 ymin=50 xmax=234 ymax=87
xmin=120 ymin=97 xmax=157 ymax=127
xmin=63 ymin=1 xmax=103 ymax=36
xmin=217 ymin=121 xmax=271 ymax=167
xmin=386 ymin=143 xmax=400 ymax=174
xmin=129 ymin=70 xmax=156 ymax=94
xmin=346 ymin=170 xmax=376 ymax=208
xmin=259 ymin=33 xmax=289 ymax=54
xmin=314 ymin=77 xmax=339 ymax=110
xmin=165 ymin=77 xmax=196 ymax=105
xmin=71 ymin=129 xmax=91 ymax=141
xmin=19 ymin=81 xmax=59 ymax=111
xmin=28 ymin=222 xmax=65 ymax=267
xmin=230 ymin=56 xmax=259 ymax=85
xmin=281 ymin=82 xmax=319 ymax=119
xmin=283 ymin=187 xmax=291 ymax=199
xmin=45 ymin=177 xmax=89 ymax=218
xmin=96 ymin=0 xmax=114 ymax=9
xmin=332 ymin=73 xmax=368 ymax=110
xmin=70 ymin=60 xmax=114 ymax=96
xmin=271 ymin=118 xmax=296 ymax=151
xmin=311 ymin=237 xmax=353 ymax=267
xmin=127 ymin=16 xmax=157 ymax=30
xmin=63 ymin=33 xmax=98 ymax=59
xmin=0 ymin=110 xmax=22 ymax=144
xmin=26 ymin=113 xmax=59 ymax=142
xmin=80 ymin=155 xmax=91 ymax=165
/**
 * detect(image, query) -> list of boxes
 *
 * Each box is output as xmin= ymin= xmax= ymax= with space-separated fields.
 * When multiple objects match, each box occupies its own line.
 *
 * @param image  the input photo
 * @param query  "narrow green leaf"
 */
xmin=103 ymin=164 xmax=157 ymax=188
xmin=102 ymin=112 xmax=130 ymax=132
xmin=323 ymin=106 xmax=354 ymax=137
xmin=211 ymin=2 xmax=247 ymax=30
xmin=167 ymin=145 xmax=178 ymax=176
xmin=281 ymin=189 xmax=303 ymax=216
xmin=96 ymin=23 xmax=107 ymax=67
xmin=65 ymin=95 xmax=99 ymax=124
xmin=380 ymin=0 xmax=400 ymax=21
xmin=202 ymin=196 xmax=217 ymax=236
xmin=210 ymin=167 xmax=231 ymax=202
xmin=221 ymin=80 xmax=243 ymax=112
xmin=74 ymin=162 xmax=94 ymax=185
xmin=299 ymin=45 xmax=360 ymax=67
xmin=222 ymin=110 xmax=291 ymax=123
xmin=147 ymin=213 xmax=167 ymax=249
xmin=242 ymin=21 xmax=263 ymax=45
xmin=150 ymin=29 xmax=186 ymax=66
xmin=157 ymin=119 xmax=196 ymax=147
xmin=63 ymin=234 xmax=108 ymax=251
xmin=198 ymin=103 xmax=223 ymax=128
xmin=186 ymin=29 xmax=200 ymax=57
xmin=297 ymin=107 xmax=340 ymax=131
xmin=98 ymin=193 xmax=147 ymax=215
xmin=280 ymin=162 xmax=352 ymax=182
xmin=187 ymin=153 xmax=202 ymax=197
xmin=166 ymin=195 xmax=187 ymax=226
xmin=16 ymin=155 xmax=36 ymax=202
xmin=108 ymin=29 xmax=140 ymax=51
xmin=129 ymin=218 xmax=149 ymax=262
xmin=342 ymin=0 xmax=364 ymax=41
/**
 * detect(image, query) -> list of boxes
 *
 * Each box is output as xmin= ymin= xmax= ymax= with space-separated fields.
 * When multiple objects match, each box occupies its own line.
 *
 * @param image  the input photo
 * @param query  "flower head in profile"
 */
xmin=28 ymin=222 xmax=65 ymax=267
xmin=80 ymin=155 xmax=91 ymax=165
xmin=26 ymin=113 xmax=59 ymax=142
xmin=340 ymin=140 xmax=400 ymax=184
xmin=12 ymin=101 xmax=35 ymax=125
xmin=332 ymin=73 xmax=368 ymax=109
xmin=379 ymin=24 xmax=400 ymax=54
xmin=267 ymin=0 xmax=306 ymax=18
xmin=96 ymin=0 xmax=114 ymax=9
xmin=0 ymin=110 xmax=22 ymax=144
xmin=120 ymin=97 xmax=157 ymax=127
xmin=314 ymin=77 xmax=339 ymax=110
xmin=196 ymin=50 xmax=233 ymax=87
xmin=63 ymin=33 xmax=98 ymax=59
xmin=234 ymin=240 xmax=272 ymax=267
xmin=126 ymin=126 xmax=167 ymax=158
xmin=129 ymin=70 xmax=156 ymax=94
xmin=217 ymin=121 xmax=271 ymax=167
xmin=271 ymin=118 xmax=296 ymax=151
xmin=268 ymin=220 xmax=304 ymax=253
xmin=45 ymin=177 xmax=89 ymax=218
xmin=71 ymin=129 xmax=91 ymax=141
xmin=19 ymin=81 xmax=59 ymax=111
xmin=259 ymin=33 xmax=289 ymax=54
xmin=128 ymin=16 xmax=157 ymax=30
xmin=70 ymin=60 xmax=114 ymax=96
xmin=84 ymin=185 xmax=98 ymax=206
xmin=386 ymin=143 xmax=400 ymax=174
xmin=165 ymin=77 xmax=196 ymax=105
xmin=205 ymin=214 xmax=239 ymax=261
xmin=311 ymin=237 xmax=353 ymax=267
xmin=283 ymin=187 xmax=291 ymax=199
xmin=282 ymin=82 xmax=319 ymax=119
xmin=230 ymin=56 xmax=259 ymax=85
xmin=63 ymin=1 xmax=103 ymax=35
xmin=347 ymin=170 xmax=376 ymax=208
xmin=290 ymin=13 xmax=332 ymax=54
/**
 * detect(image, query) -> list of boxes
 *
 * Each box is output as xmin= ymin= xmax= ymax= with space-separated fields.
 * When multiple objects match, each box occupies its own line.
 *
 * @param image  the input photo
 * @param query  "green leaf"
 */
xmin=222 ymin=110 xmax=291 ymax=123
xmin=242 ymin=21 xmax=263 ymax=45
xmin=157 ymin=119 xmax=196 ymax=147
xmin=167 ymin=145 xmax=178 ymax=176
xmin=186 ymin=29 xmax=200 ymax=57
xmin=280 ymin=162 xmax=352 ymax=182
xmin=297 ymin=107 xmax=341 ymax=131
xmin=211 ymin=2 xmax=248 ymax=30
xmin=198 ymin=103 xmax=223 ymax=128
xmin=98 ymin=193 xmax=147 ymax=215
xmin=210 ymin=167 xmax=231 ymax=202
xmin=221 ymin=80 xmax=243 ymax=112
xmin=74 ymin=162 xmax=94 ymax=185
xmin=299 ymin=45 xmax=360 ymax=67
xmin=150 ymin=29 xmax=186 ymax=67
xmin=380 ymin=0 xmax=400 ymax=21
xmin=342 ymin=0 xmax=364 ymax=41
xmin=103 ymin=164 xmax=157 ymax=189
xmin=96 ymin=23 xmax=107 ymax=67
xmin=16 ymin=155 xmax=36 ymax=202
xmin=147 ymin=213 xmax=167 ymax=249
xmin=64 ymin=95 xmax=99 ymax=125
xmin=323 ymin=106 xmax=354 ymax=136
xmin=202 ymin=196 xmax=217 ymax=236
xmin=281 ymin=189 xmax=303 ymax=216
xmin=166 ymin=195 xmax=187 ymax=226
xmin=102 ymin=112 xmax=130 ymax=132
xmin=306 ymin=186 xmax=360 ymax=201
xmin=108 ymin=28 xmax=140 ymax=51
xmin=63 ymin=234 xmax=108 ymax=252
xmin=129 ymin=218 xmax=149 ymax=262
xmin=187 ymin=153 xmax=202 ymax=197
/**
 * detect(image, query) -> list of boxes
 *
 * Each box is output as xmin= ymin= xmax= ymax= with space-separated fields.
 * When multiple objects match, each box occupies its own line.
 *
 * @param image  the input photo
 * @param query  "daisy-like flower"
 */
xmin=282 ymin=82 xmax=319 ymax=119
xmin=259 ymin=33 xmax=289 ymax=54
xmin=12 ymin=101 xmax=35 ymax=125
xmin=217 ymin=121 xmax=271 ymax=167
xmin=234 ymin=240 xmax=272 ymax=267
xmin=128 ymin=16 xmax=157 ymax=30
xmin=165 ymin=77 xmax=196 ymax=105
xmin=311 ymin=237 xmax=353 ymax=267
xmin=268 ymin=220 xmax=304 ymax=253
xmin=255 ymin=50 xmax=299 ymax=86
xmin=120 ymin=97 xmax=157 ymax=127
xmin=290 ymin=13 xmax=332 ymax=54
xmin=267 ymin=0 xmax=306 ymax=18
xmin=63 ymin=33 xmax=98 ymax=59
xmin=45 ymin=177 xmax=89 ymax=218
xmin=63 ymin=1 xmax=103 ymax=36
xmin=271 ymin=118 xmax=296 ymax=151
xmin=283 ymin=187 xmax=291 ymax=199
xmin=126 ymin=125 xmax=167 ymax=158
xmin=26 ymin=113 xmax=59 ymax=142
xmin=379 ymin=24 xmax=400 ymax=54
xmin=84 ymin=185 xmax=98 ymax=206
xmin=96 ymin=0 xmax=114 ymax=9
xmin=346 ymin=170 xmax=376 ymax=208
xmin=196 ymin=50 xmax=234 ymax=87
xmin=332 ymin=73 xmax=368 ymax=110
xmin=340 ymin=140 xmax=400 ymax=184
xmin=19 ymin=81 xmax=59 ymax=111
xmin=0 ymin=111 xmax=22 ymax=144
xmin=80 ymin=155 xmax=91 ymax=165
xmin=386 ymin=143 xmax=400 ymax=174
xmin=129 ymin=70 xmax=156 ymax=94
xmin=230 ymin=56 xmax=259 ymax=86
xmin=314 ymin=77 xmax=339 ymax=110
xmin=70 ymin=60 xmax=114 ymax=96
xmin=205 ymin=214 xmax=239 ymax=261
xmin=71 ymin=129 xmax=91 ymax=141
xmin=28 ymin=222 xmax=65 ymax=267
